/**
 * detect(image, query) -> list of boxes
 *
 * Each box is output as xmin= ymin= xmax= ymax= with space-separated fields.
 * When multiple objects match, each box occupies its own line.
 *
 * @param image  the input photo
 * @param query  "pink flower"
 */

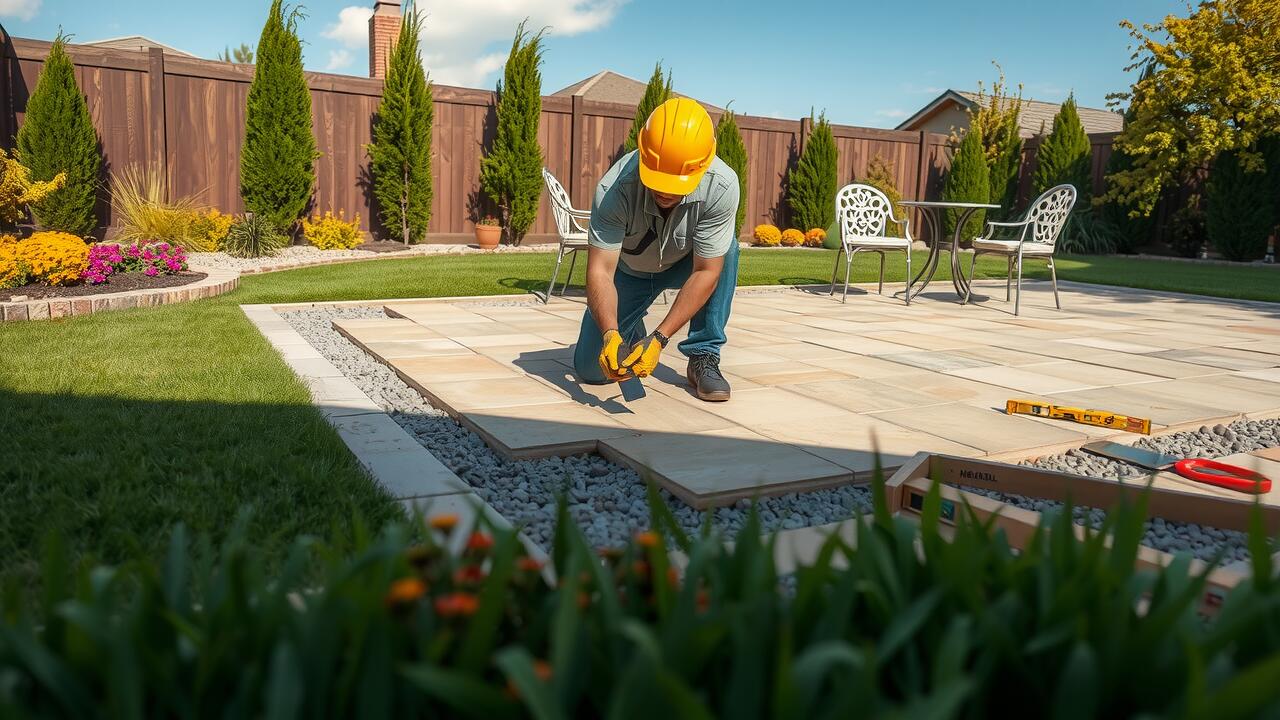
xmin=144 ymin=266 xmax=159 ymax=277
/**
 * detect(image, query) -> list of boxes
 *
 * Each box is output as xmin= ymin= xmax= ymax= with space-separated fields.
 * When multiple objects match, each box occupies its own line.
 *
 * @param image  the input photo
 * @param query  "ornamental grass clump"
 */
xmin=3 ymin=473 xmax=1279 ymax=717
xmin=109 ymin=165 xmax=200 ymax=250
xmin=301 ymin=209 xmax=363 ymax=250
xmin=222 ymin=213 xmax=288 ymax=258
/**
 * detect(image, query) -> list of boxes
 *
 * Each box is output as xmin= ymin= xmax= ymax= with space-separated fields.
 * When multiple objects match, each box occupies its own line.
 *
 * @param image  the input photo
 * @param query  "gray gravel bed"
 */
xmin=966 ymin=419 xmax=1280 ymax=564
xmin=283 ymin=306 xmax=871 ymax=550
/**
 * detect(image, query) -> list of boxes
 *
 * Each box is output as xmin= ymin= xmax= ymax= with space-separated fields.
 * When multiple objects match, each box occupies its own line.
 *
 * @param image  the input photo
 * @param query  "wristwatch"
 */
xmin=652 ymin=330 xmax=670 ymax=348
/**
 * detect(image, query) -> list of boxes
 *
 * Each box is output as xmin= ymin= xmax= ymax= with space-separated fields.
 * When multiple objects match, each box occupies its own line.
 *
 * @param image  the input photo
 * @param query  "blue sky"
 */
xmin=1 ymin=0 xmax=1183 ymax=127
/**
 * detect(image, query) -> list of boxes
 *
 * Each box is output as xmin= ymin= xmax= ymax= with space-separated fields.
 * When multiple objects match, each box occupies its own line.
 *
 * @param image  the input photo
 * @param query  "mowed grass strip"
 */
xmin=2 ymin=248 xmax=1275 ymax=587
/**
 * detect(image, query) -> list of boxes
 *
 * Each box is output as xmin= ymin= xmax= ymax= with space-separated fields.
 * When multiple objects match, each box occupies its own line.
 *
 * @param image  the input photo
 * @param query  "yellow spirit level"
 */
xmin=1005 ymin=399 xmax=1151 ymax=434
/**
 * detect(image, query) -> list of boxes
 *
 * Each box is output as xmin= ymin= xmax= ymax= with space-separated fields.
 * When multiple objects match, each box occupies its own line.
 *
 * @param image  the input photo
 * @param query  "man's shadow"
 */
xmin=512 ymin=348 xmax=696 ymax=416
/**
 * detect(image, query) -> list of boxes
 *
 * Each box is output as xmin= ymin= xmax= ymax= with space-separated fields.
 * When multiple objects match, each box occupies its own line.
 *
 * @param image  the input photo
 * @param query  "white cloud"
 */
xmin=875 ymin=109 xmax=909 ymax=119
xmin=325 ymin=49 xmax=354 ymax=72
xmin=323 ymin=6 xmax=374 ymax=48
xmin=0 ymin=0 xmax=41 ymax=21
xmin=416 ymin=0 xmax=628 ymax=87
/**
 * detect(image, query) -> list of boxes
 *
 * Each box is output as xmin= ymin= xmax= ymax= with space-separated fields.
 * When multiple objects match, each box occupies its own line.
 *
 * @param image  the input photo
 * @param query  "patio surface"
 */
xmin=330 ymin=280 xmax=1280 ymax=508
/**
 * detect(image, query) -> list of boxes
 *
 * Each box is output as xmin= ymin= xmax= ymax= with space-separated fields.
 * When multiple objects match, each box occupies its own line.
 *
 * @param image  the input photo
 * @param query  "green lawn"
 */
xmin=1 ymin=249 xmax=1276 ymax=589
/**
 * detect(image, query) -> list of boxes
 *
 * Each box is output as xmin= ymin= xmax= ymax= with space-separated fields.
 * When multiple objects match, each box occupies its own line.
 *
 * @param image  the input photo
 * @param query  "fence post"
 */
xmin=915 ymin=130 xmax=930 ymax=201
xmin=147 ymin=47 xmax=167 ymax=193
xmin=798 ymin=115 xmax=812 ymax=155
xmin=570 ymin=93 xmax=583 ymax=208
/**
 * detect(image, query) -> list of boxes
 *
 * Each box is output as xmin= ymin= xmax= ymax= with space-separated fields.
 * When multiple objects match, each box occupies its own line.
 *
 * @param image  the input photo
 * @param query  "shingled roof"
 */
xmin=552 ymin=70 xmax=722 ymax=112
xmin=897 ymin=89 xmax=1123 ymax=137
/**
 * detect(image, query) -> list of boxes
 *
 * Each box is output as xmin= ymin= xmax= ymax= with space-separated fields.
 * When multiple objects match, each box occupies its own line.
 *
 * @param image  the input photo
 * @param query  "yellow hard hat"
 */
xmin=637 ymin=98 xmax=716 ymax=196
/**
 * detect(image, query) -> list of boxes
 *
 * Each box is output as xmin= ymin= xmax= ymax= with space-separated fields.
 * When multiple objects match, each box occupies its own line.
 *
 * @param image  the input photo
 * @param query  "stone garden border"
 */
xmin=1 ymin=269 xmax=240 ymax=322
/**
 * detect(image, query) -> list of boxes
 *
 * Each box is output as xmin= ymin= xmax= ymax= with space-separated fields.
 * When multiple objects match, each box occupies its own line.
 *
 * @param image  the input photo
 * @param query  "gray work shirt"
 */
xmin=587 ymin=150 xmax=740 ymax=276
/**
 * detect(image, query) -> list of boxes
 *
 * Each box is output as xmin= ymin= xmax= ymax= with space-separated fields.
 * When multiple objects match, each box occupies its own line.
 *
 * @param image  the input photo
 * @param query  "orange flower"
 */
xmin=453 ymin=564 xmax=486 ymax=585
xmin=466 ymin=532 xmax=494 ymax=551
xmin=632 ymin=560 xmax=650 ymax=577
xmin=506 ymin=659 xmax=554 ymax=700
xmin=667 ymin=567 xmax=680 ymax=588
xmin=385 ymin=577 xmax=427 ymax=608
xmin=435 ymin=592 xmax=480 ymax=617
xmin=429 ymin=514 xmax=459 ymax=532
xmin=517 ymin=557 xmax=545 ymax=572
xmin=696 ymin=589 xmax=710 ymax=613
xmin=635 ymin=531 xmax=659 ymax=548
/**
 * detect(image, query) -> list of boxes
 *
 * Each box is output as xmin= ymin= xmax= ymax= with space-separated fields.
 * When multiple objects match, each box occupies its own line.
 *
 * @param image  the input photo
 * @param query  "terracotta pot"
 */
xmin=474 ymin=224 xmax=501 ymax=249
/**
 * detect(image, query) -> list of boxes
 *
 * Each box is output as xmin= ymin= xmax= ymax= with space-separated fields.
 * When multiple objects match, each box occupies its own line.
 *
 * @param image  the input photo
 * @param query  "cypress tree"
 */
xmin=787 ymin=112 xmax=837 ymax=231
xmin=941 ymin=128 xmax=990 ymax=240
xmin=240 ymin=0 xmax=317 ymax=230
xmin=368 ymin=5 xmax=433 ymax=244
xmin=1033 ymin=94 xmax=1091 ymax=198
xmin=861 ymin=154 xmax=905 ymax=237
xmin=714 ymin=109 xmax=748 ymax=239
xmin=624 ymin=62 xmax=672 ymax=154
xmin=1205 ymin=148 xmax=1273 ymax=261
xmin=479 ymin=22 xmax=544 ymax=246
xmin=988 ymin=110 xmax=1023 ymax=219
xmin=16 ymin=34 xmax=102 ymax=237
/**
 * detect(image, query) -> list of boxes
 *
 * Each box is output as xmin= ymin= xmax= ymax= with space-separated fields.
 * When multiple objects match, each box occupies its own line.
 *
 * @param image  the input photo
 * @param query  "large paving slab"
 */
xmin=320 ymin=281 xmax=1280 ymax=508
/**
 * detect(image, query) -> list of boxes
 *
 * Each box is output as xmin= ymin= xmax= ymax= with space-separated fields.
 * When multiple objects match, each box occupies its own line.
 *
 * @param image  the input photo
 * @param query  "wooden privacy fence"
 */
xmin=1 ymin=32 xmax=1118 ymax=244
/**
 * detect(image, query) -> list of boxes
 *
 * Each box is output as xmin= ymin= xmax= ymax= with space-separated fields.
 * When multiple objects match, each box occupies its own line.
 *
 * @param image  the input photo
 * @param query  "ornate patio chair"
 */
xmin=541 ymin=168 xmax=590 ymax=303
xmin=963 ymin=184 xmax=1077 ymax=316
xmin=830 ymin=183 xmax=913 ymax=304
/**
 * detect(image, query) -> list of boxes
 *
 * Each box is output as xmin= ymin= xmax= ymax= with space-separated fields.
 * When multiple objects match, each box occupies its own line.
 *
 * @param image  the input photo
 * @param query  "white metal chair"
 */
xmin=830 ymin=183 xmax=913 ymax=304
xmin=541 ymin=168 xmax=590 ymax=303
xmin=964 ymin=184 xmax=1077 ymax=315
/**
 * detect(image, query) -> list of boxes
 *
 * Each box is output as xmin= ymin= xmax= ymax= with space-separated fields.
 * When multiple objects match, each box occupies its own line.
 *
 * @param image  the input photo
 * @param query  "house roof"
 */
xmin=895 ymin=89 xmax=1123 ymax=137
xmin=82 ymin=35 xmax=195 ymax=58
xmin=552 ymin=70 xmax=723 ymax=112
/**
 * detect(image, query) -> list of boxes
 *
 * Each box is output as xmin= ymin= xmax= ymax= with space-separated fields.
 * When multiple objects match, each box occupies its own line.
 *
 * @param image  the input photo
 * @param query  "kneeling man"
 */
xmin=572 ymin=98 xmax=740 ymax=402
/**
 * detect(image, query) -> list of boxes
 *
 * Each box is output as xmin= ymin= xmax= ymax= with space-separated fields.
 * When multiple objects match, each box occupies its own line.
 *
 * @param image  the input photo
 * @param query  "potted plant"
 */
xmin=474 ymin=215 xmax=501 ymax=249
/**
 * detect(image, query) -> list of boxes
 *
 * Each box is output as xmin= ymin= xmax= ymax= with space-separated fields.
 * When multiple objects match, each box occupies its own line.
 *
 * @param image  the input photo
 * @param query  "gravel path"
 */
xmin=283 ymin=306 xmax=871 ymax=550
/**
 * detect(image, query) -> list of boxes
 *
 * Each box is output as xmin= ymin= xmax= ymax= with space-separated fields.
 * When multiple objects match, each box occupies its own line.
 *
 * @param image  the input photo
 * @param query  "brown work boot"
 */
xmin=686 ymin=353 xmax=730 ymax=402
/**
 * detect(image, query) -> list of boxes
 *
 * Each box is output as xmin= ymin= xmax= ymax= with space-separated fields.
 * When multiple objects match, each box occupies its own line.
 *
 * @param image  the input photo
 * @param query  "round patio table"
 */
xmin=897 ymin=200 xmax=1000 ymax=300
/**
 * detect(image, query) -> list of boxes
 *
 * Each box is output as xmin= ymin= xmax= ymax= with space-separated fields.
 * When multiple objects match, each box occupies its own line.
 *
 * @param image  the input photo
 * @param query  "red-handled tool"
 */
xmin=1172 ymin=459 xmax=1272 ymax=495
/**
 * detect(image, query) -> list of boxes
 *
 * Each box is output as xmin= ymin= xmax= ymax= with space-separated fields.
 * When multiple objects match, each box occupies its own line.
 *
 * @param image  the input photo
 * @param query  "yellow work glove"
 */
xmin=622 ymin=331 xmax=668 ymax=378
xmin=598 ymin=329 xmax=630 ymax=382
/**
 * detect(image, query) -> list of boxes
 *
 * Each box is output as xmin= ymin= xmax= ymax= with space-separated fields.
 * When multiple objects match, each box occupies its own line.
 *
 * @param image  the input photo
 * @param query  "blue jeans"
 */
xmin=572 ymin=244 xmax=739 ymax=384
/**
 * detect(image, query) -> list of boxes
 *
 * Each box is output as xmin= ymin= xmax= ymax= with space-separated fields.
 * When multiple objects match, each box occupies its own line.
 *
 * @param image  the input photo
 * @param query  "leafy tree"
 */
xmin=16 ymin=34 xmax=103 ymax=236
xmin=1206 ymin=147 xmax=1275 ymax=261
xmin=624 ymin=62 xmax=672 ymax=154
xmin=368 ymin=6 xmax=433 ymax=245
xmin=1099 ymin=64 xmax=1155 ymax=253
xmin=861 ymin=154 xmax=904 ymax=237
xmin=1033 ymin=94 xmax=1091 ymax=198
xmin=479 ymin=22 xmax=545 ymax=246
xmin=714 ymin=108 xmax=748 ymax=239
xmin=1104 ymin=0 xmax=1280 ymax=216
xmin=955 ymin=64 xmax=1024 ymax=219
xmin=218 ymin=43 xmax=254 ymax=64
xmin=787 ymin=112 xmax=837 ymax=231
xmin=941 ymin=128 xmax=990 ymax=241
xmin=240 ymin=0 xmax=317 ymax=230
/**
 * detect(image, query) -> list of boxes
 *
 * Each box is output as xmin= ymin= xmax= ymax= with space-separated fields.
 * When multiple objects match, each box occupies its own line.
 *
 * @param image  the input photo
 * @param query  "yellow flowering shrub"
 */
xmin=185 ymin=208 xmax=234 ymax=252
xmin=13 ymin=231 xmax=89 ymax=285
xmin=0 ymin=148 xmax=65 ymax=224
xmin=803 ymin=227 xmax=827 ymax=247
xmin=780 ymin=228 xmax=805 ymax=247
xmin=301 ymin=210 xmax=363 ymax=250
xmin=0 ymin=235 xmax=30 ymax=289
xmin=753 ymin=224 xmax=781 ymax=246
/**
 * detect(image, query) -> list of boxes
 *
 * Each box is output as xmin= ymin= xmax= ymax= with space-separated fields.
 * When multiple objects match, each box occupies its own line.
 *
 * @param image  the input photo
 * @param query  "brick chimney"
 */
xmin=368 ymin=0 xmax=402 ymax=79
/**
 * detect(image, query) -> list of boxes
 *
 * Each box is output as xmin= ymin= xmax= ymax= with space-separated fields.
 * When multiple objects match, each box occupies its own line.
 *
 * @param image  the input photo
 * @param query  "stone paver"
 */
xmin=294 ymin=282 xmax=1280 ymax=508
